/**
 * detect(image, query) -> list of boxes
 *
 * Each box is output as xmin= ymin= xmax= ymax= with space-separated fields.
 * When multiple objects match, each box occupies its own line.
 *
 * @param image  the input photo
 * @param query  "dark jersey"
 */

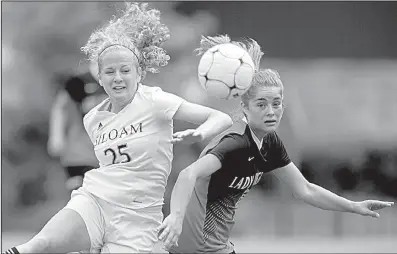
xmin=170 ymin=120 xmax=291 ymax=253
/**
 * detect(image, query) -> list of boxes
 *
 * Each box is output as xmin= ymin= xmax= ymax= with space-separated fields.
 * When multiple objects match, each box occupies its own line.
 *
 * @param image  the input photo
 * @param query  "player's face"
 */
xmin=244 ymin=86 xmax=284 ymax=135
xmin=99 ymin=48 xmax=140 ymax=104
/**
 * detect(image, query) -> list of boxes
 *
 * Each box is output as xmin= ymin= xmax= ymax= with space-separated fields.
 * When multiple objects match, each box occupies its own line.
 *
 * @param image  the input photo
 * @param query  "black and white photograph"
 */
xmin=1 ymin=1 xmax=397 ymax=253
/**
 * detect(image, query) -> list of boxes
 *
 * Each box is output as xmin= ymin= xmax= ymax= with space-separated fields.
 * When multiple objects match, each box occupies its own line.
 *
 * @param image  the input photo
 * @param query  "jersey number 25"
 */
xmin=104 ymin=144 xmax=132 ymax=164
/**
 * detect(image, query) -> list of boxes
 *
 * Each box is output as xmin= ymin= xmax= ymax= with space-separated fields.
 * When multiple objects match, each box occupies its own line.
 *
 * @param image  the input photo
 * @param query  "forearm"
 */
xmin=299 ymin=183 xmax=356 ymax=213
xmin=195 ymin=112 xmax=232 ymax=141
xmin=169 ymin=169 xmax=197 ymax=220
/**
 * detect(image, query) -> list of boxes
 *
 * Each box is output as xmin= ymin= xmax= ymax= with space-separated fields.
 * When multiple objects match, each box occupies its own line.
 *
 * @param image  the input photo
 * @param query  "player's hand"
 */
xmin=157 ymin=213 xmax=183 ymax=251
xmin=353 ymin=200 xmax=394 ymax=218
xmin=171 ymin=129 xmax=203 ymax=145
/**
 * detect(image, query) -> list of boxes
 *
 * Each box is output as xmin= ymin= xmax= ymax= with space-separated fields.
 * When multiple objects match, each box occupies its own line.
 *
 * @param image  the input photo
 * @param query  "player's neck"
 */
xmin=250 ymin=127 xmax=269 ymax=143
xmin=109 ymin=95 xmax=134 ymax=113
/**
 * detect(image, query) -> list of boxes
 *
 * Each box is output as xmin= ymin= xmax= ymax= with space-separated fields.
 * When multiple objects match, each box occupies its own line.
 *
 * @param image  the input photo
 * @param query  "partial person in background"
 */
xmin=159 ymin=61 xmax=395 ymax=253
xmin=3 ymin=3 xmax=232 ymax=254
xmin=47 ymin=76 xmax=102 ymax=191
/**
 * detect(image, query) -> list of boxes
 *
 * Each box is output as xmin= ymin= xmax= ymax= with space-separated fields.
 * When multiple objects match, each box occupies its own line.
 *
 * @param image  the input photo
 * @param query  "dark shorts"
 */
xmin=65 ymin=165 xmax=94 ymax=178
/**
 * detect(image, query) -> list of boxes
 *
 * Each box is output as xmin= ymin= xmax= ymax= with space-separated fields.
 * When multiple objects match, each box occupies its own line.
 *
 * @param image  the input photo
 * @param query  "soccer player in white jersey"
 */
xmin=157 ymin=38 xmax=394 ymax=253
xmin=3 ymin=3 xmax=233 ymax=254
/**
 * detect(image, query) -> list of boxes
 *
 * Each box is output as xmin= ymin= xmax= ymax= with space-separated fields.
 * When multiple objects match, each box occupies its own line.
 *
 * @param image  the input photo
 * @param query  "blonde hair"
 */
xmin=81 ymin=2 xmax=171 ymax=77
xmin=195 ymin=34 xmax=264 ymax=72
xmin=241 ymin=68 xmax=284 ymax=107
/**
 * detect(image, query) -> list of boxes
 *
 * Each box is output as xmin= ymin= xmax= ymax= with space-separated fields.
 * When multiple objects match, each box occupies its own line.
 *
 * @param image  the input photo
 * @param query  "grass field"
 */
xmin=2 ymin=232 xmax=396 ymax=253
xmin=2 ymin=188 xmax=396 ymax=253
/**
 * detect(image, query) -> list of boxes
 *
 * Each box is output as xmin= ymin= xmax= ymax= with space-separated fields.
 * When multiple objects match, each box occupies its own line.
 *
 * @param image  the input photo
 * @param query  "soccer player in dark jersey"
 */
xmin=158 ymin=68 xmax=394 ymax=253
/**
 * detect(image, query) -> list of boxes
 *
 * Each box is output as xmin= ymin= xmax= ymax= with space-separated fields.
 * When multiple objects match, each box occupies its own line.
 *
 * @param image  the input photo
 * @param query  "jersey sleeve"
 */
xmin=82 ymin=109 xmax=96 ymax=144
xmin=152 ymin=88 xmax=185 ymax=120
xmin=268 ymin=132 xmax=291 ymax=170
xmin=204 ymin=134 xmax=245 ymax=166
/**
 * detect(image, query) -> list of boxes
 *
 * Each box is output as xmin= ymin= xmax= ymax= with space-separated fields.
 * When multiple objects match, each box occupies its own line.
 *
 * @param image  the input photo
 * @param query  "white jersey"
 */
xmin=82 ymin=84 xmax=185 ymax=209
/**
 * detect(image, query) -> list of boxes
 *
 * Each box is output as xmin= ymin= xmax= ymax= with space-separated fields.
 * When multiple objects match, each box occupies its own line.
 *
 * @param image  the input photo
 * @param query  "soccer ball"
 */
xmin=198 ymin=43 xmax=255 ymax=100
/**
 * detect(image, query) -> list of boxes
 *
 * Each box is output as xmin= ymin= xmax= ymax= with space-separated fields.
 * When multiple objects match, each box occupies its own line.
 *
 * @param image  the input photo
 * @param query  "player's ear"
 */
xmin=98 ymin=76 xmax=103 ymax=87
xmin=280 ymin=103 xmax=285 ymax=119
xmin=137 ymin=66 xmax=143 ymax=83
xmin=96 ymin=68 xmax=103 ymax=87
xmin=240 ymin=101 xmax=249 ymax=115
xmin=241 ymin=100 xmax=248 ymax=109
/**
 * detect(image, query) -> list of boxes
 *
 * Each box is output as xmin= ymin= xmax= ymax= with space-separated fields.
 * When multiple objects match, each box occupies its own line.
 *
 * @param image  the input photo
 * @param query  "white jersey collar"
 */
xmin=242 ymin=117 xmax=263 ymax=150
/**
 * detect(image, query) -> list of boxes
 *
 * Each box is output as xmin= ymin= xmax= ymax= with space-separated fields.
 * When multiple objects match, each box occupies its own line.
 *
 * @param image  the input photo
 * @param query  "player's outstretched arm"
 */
xmin=158 ymin=154 xmax=222 ymax=250
xmin=172 ymin=101 xmax=233 ymax=145
xmin=272 ymin=162 xmax=394 ymax=218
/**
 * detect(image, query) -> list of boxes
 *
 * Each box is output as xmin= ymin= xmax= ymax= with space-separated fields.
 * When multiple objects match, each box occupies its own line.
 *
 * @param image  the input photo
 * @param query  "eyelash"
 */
xmin=258 ymin=102 xmax=282 ymax=108
xmin=105 ymin=69 xmax=130 ymax=74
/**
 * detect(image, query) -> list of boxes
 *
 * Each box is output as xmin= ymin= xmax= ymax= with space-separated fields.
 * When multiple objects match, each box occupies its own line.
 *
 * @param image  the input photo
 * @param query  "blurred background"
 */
xmin=2 ymin=1 xmax=397 ymax=252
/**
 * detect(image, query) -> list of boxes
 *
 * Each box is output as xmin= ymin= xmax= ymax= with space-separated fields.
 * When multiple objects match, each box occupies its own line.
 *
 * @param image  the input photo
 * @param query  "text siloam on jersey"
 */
xmin=94 ymin=123 xmax=143 ymax=147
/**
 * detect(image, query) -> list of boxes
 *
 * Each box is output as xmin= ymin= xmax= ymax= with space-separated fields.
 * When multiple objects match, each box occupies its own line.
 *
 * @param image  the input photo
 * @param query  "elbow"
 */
xmin=216 ymin=111 xmax=233 ymax=128
xmin=178 ymin=167 xmax=198 ymax=184
xmin=293 ymin=182 xmax=314 ymax=201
